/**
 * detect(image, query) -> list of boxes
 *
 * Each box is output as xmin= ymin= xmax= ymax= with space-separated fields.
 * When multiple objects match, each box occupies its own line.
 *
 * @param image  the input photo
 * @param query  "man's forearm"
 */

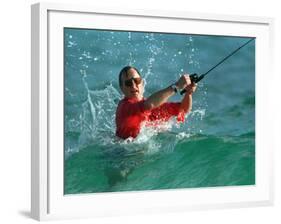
xmin=179 ymin=93 xmax=192 ymax=114
xmin=144 ymin=86 xmax=175 ymax=110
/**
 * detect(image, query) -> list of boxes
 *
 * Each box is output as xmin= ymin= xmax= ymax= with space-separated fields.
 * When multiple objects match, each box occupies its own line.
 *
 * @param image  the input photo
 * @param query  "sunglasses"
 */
xmin=124 ymin=77 xmax=142 ymax=87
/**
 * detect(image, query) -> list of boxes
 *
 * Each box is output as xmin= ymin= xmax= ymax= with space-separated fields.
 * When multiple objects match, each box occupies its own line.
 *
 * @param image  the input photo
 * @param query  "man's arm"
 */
xmin=179 ymin=83 xmax=197 ymax=114
xmin=144 ymin=75 xmax=191 ymax=110
xmin=143 ymin=86 xmax=175 ymax=110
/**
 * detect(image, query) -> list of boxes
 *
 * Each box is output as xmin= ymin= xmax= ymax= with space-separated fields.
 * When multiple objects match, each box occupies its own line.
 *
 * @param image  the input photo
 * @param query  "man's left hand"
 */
xmin=176 ymin=74 xmax=192 ymax=90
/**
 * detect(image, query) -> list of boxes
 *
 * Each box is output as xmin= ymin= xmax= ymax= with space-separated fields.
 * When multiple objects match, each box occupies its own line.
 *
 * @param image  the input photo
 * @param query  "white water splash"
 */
xmin=190 ymin=109 xmax=206 ymax=120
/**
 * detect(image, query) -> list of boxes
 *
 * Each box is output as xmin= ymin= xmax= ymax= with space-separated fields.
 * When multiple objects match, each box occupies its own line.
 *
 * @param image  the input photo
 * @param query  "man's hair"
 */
xmin=118 ymin=66 xmax=141 ymax=88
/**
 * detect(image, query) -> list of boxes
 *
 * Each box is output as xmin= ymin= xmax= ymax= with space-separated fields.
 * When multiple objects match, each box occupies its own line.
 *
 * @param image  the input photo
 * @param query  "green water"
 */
xmin=64 ymin=28 xmax=255 ymax=194
xmin=65 ymin=132 xmax=254 ymax=194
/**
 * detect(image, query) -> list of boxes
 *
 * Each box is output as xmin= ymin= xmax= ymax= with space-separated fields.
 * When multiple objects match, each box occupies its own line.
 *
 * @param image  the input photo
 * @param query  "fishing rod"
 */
xmin=180 ymin=37 xmax=255 ymax=95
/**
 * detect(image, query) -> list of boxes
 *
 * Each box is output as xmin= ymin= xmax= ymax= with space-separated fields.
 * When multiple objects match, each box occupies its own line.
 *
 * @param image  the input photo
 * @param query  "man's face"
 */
xmin=121 ymin=68 xmax=144 ymax=100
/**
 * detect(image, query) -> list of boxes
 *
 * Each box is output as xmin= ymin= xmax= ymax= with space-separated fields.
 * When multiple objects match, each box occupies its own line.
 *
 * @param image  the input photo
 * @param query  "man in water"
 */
xmin=115 ymin=66 xmax=197 ymax=139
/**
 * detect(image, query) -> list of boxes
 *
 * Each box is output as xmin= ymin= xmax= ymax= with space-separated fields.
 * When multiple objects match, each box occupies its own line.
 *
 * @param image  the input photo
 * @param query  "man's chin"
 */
xmin=129 ymin=94 xmax=142 ymax=100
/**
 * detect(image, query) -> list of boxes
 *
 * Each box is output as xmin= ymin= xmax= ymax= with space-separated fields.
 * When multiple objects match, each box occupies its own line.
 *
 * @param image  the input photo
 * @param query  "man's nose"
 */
xmin=131 ymin=81 xmax=138 ymax=88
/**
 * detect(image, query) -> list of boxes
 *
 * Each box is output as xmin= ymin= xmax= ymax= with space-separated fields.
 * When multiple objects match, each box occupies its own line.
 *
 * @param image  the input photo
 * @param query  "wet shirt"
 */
xmin=115 ymin=97 xmax=184 ymax=139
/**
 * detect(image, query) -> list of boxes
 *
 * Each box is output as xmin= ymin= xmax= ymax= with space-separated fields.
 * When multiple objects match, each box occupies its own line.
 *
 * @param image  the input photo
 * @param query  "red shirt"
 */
xmin=115 ymin=97 xmax=185 ymax=139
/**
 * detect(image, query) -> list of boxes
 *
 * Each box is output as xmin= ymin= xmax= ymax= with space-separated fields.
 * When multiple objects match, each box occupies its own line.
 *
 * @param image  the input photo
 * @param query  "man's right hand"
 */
xmin=176 ymin=74 xmax=192 ymax=90
xmin=184 ymin=83 xmax=197 ymax=95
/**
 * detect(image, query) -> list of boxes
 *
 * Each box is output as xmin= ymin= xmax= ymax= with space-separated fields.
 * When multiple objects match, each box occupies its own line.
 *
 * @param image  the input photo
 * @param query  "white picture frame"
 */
xmin=31 ymin=2 xmax=274 ymax=221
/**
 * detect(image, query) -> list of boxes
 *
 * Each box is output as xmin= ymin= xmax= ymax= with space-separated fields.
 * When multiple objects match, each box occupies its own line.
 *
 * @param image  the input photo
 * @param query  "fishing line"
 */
xmin=180 ymin=37 xmax=255 ymax=95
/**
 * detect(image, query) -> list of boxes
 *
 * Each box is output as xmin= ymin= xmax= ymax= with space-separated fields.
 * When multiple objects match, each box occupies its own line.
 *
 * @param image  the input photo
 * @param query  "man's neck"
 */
xmin=124 ymin=96 xmax=144 ymax=102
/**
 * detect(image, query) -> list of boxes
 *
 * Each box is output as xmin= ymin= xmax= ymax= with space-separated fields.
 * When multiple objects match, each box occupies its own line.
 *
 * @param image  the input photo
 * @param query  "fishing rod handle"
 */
xmin=180 ymin=73 xmax=199 ymax=95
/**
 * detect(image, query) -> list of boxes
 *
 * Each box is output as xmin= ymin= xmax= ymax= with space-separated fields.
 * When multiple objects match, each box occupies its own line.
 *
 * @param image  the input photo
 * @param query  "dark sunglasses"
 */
xmin=124 ymin=77 xmax=142 ymax=87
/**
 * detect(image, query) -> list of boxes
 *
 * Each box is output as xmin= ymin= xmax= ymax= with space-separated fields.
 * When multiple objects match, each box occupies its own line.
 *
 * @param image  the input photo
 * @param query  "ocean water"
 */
xmin=64 ymin=28 xmax=255 ymax=194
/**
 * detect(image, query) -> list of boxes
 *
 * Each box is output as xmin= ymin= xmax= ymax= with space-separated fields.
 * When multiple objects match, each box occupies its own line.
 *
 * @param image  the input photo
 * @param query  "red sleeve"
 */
xmin=149 ymin=102 xmax=185 ymax=122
